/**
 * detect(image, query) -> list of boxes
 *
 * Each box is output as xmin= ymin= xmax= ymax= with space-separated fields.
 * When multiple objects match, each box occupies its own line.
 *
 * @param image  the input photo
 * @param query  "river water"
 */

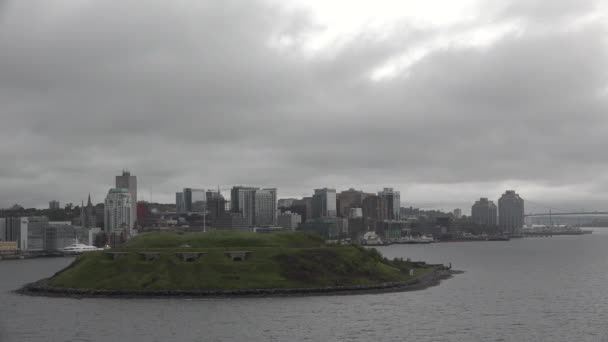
xmin=2 ymin=229 xmax=608 ymax=342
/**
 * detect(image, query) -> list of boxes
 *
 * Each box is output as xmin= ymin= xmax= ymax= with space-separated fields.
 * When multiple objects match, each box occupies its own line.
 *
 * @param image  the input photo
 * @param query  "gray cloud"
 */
xmin=0 ymin=0 xmax=607 ymax=213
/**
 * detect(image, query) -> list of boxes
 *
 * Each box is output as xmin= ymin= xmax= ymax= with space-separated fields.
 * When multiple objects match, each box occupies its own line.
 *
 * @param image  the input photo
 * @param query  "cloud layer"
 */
xmin=0 ymin=0 xmax=607 ymax=212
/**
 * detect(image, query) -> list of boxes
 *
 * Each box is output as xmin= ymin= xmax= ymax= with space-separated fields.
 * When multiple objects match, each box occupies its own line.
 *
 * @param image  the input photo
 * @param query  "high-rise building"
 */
xmin=337 ymin=188 xmax=369 ymax=217
xmin=378 ymin=188 xmax=400 ymax=220
xmin=471 ymin=198 xmax=497 ymax=227
xmin=498 ymin=190 xmax=524 ymax=234
xmin=277 ymin=211 xmax=302 ymax=231
xmin=290 ymin=197 xmax=313 ymax=223
xmin=231 ymin=186 xmax=258 ymax=226
xmin=49 ymin=200 xmax=60 ymax=210
xmin=206 ymin=190 xmax=226 ymax=223
xmin=312 ymin=188 xmax=337 ymax=219
xmin=175 ymin=192 xmax=185 ymax=213
xmin=362 ymin=194 xmax=383 ymax=220
xmin=453 ymin=208 xmax=462 ymax=219
xmin=254 ymin=188 xmax=277 ymax=226
xmin=182 ymin=188 xmax=207 ymax=213
xmin=104 ymin=188 xmax=132 ymax=234
xmin=115 ymin=171 xmax=137 ymax=228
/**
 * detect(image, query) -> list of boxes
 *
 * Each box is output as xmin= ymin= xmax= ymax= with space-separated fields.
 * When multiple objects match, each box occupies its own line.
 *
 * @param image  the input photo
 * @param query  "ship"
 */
xmin=60 ymin=239 xmax=104 ymax=255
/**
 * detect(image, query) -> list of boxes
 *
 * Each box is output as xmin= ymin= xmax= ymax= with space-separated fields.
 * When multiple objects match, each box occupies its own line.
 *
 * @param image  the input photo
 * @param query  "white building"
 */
xmin=255 ymin=188 xmax=277 ymax=226
xmin=104 ymin=188 xmax=133 ymax=235
xmin=115 ymin=170 xmax=137 ymax=228
xmin=277 ymin=211 xmax=301 ymax=231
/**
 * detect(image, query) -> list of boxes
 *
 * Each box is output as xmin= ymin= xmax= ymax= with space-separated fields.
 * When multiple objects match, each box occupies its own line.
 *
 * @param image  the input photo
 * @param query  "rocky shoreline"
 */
xmin=16 ymin=268 xmax=460 ymax=299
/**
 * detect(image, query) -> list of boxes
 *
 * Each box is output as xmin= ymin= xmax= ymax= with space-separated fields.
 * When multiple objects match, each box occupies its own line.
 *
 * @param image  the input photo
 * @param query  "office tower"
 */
xmin=290 ymin=197 xmax=313 ymax=223
xmin=230 ymin=186 xmax=258 ymax=226
xmin=337 ymin=188 xmax=369 ymax=217
xmin=277 ymin=211 xmax=302 ymax=231
xmin=453 ymin=208 xmax=462 ymax=219
xmin=206 ymin=190 xmax=226 ymax=222
xmin=312 ymin=188 xmax=337 ymax=219
xmin=378 ymin=188 xmax=400 ymax=220
xmin=183 ymin=188 xmax=206 ymax=213
xmin=175 ymin=192 xmax=185 ymax=213
xmin=115 ymin=170 xmax=137 ymax=227
xmin=49 ymin=200 xmax=60 ymax=210
xmin=498 ymin=190 xmax=525 ymax=234
xmin=104 ymin=188 xmax=132 ymax=234
xmin=255 ymin=188 xmax=277 ymax=226
xmin=471 ymin=198 xmax=498 ymax=227
xmin=362 ymin=194 xmax=384 ymax=220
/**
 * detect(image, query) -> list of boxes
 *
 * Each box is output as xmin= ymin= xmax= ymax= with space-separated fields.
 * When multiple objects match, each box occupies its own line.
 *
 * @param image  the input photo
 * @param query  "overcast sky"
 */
xmin=1 ymin=0 xmax=607 ymax=213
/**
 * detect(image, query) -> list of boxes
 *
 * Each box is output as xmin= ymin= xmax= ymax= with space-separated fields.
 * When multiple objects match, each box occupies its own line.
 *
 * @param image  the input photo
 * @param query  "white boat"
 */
xmin=60 ymin=239 xmax=103 ymax=255
xmin=361 ymin=232 xmax=386 ymax=246
xmin=413 ymin=235 xmax=434 ymax=244
xmin=396 ymin=235 xmax=434 ymax=244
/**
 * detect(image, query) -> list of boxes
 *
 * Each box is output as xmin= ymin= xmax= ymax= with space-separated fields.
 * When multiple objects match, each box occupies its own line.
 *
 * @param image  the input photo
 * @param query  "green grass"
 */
xmin=48 ymin=232 xmax=430 ymax=290
xmin=123 ymin=231 xmax=325 ymax=249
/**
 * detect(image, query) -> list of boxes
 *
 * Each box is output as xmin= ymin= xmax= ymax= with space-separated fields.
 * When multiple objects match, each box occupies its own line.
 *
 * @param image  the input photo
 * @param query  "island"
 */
xmin=18 ymin=231 xmax=456 ymax=298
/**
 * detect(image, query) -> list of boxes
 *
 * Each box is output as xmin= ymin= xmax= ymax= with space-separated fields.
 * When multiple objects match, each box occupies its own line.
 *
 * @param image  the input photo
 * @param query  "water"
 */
xmin=2 ymin=229 xmax=608 ymax=342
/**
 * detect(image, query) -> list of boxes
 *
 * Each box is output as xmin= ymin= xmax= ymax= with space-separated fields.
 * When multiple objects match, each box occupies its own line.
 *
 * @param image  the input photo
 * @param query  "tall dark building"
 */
xmin=378 ymin=188 xmax=400 ymax=220
xmin=337 ymin=188 xmax=369 ymax=217
xmin=206 ymin=190 xmax=226 ymax=223
xmin=362 ymin=194 xmax=384 ymax=220
xmin=290 ymin=197 xmax=312 ymax=223
xmin=230 ymin=186 xmax=258 ymax=226
xmin=311 ymin=188 xmax=337 ymax=219
xmin=498 ymin=190 xmax=524 ymax=234
xmin=183 ymin=188 xmax=206 ymax=213
xmin=471 ymin=198 xmax=497 ymax=227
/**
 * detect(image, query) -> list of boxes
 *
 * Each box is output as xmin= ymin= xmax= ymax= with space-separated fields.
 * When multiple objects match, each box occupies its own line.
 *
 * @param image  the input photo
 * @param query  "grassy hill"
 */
xmin=48 ymin=231 xmax=432 ymax=291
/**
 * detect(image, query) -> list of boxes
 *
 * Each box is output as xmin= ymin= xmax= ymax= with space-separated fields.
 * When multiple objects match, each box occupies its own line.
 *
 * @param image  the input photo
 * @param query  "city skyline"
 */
xmin=0 ymin=178 xmax=589 ymax=216
xmin=1 ymin=1 xmax=608 ymax=212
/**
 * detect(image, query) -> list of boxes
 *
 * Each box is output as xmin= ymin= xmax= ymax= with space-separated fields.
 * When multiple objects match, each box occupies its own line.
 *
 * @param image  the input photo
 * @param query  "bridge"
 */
xmin=524 ymin=211 xmax=608 ymax=217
